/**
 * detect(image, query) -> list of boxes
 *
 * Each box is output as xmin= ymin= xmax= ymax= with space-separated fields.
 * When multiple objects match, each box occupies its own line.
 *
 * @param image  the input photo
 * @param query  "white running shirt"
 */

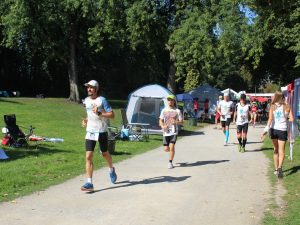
xmin=218 ymin=100 xmax=233 ymax=121
xmin=159 ymin=107 xmax=183 ymax=136
xmin=235 ymin=103 xmax=250 ymax=125
xmin=83 ymin=96 xmax=112 ymax=133
xmin=271 ymin=104 xmax=289 ymax=131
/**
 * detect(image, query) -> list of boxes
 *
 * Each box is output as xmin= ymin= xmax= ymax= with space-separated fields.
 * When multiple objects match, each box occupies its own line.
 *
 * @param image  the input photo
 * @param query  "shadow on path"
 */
xmin=179 ymin=131 xmax=205 ymax=136
xmin=247 ymin=147 xmax=273 ymax=152
xmin=90 ymin=175 xmax=191 ymax=193
xmin=176 ymin=160 xmax=230 ymax=167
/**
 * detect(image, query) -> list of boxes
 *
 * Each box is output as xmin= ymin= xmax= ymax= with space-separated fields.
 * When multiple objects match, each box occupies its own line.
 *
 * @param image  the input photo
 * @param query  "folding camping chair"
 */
xmin=120 ymin=108 xmax=138 ymax=140
xmin=120 ymin=108 xmax=150 ymax=141
xmin=3 ymin=114 xmax=28 ymax=147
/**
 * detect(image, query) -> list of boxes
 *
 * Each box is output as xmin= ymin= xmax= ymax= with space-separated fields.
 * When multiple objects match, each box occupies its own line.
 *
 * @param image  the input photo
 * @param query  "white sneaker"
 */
xmin=168 ymin=162 xmax=174 ymax=169
xmin=224 ymin=141 xmax=228 ymax=146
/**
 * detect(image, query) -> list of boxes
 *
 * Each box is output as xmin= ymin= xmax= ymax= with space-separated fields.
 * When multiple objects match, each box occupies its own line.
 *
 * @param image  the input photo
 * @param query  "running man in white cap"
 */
xmin=217 ymin=92 xmax=234 ymax=146
xmin=81 ymin=80 xmax=117 ymax=192
xmin=159 ymin=94 xmax=183 ymax=169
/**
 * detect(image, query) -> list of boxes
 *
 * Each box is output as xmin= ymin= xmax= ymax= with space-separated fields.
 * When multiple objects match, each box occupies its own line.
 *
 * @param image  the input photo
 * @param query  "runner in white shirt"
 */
xmin=233 ymin=94 xmax=251 ymax=153
xmin=262 ymin=91 xmax=294 ymax=178
xmin=81 ymin=80 xmax=117 ymax=192
xmin=159 ymin=94 xmax=183 ymax=169
xmin=217 ymin=92 xmax=234 ymax=146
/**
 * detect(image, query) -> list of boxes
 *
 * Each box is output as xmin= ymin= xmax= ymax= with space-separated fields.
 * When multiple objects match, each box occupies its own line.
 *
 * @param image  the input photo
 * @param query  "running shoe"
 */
xmin=168 ymin=162 xmax=174 ymax=169
xmin=274 ymin=169 xmax=277 ymax=175
xmin=277 ymin=168 xmax=283 ymax=178
xmin=224 ymin=141 xmax=228 ymax=146
xmin=109 ymin=167 xmax=117 ymax=184
xmin=240 ymin=146 xmax=245 ymax=153
xmin=81 ymin=182 xmax=94 ymax=192
xmin=238 ymin=145 xmax=242 ymax=152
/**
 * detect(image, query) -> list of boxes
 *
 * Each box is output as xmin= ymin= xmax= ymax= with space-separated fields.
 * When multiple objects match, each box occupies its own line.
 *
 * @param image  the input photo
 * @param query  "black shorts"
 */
xmin=236 ymin=123 xmax=248 ymax=133
xmin=163 ymin=135 xmax=177 ymax=146
xmin=221 ymin=118 xmax=231 ymax=127
xmin=85 ymin=132 xmax=108 ymax=152
xmin=269 ymin=128 xmax=288 ymax=141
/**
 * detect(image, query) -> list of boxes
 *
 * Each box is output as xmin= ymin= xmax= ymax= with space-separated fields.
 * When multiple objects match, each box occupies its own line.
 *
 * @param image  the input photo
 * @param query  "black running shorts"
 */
xmin=221 ymin=118 xmax=231 ymax=127
xmin=269 ymin=128 xmax=288 ymax=141
xmin=85 ymin=132 xmax=108 ymax=152
xmin=237 ymin=123 xmax=249 ymax=133
xmin=163 ymin=135 xmax=177 ymax=146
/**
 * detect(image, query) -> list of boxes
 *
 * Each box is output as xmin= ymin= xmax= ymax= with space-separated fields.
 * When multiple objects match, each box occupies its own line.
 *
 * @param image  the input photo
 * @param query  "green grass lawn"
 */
xmin=0 ymin=98 xmax=203 ymax=202
xmin=262 ymin=136 xmax=300 ymax=225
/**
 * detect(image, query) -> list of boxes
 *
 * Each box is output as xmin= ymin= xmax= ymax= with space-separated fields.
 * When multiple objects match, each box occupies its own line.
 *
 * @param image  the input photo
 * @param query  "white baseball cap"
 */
xmin=224 ymin=92 xmax=229 ymax=97
xmin=84 ymin=80 xmax=99 ymax=88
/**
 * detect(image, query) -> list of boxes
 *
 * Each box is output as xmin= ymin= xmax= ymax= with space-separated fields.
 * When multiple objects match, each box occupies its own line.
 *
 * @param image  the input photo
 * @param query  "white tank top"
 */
xmin=271 ymin=104 xmax=289 ymax=131
xmin=236 ymin=103 xmax=250 ymax=125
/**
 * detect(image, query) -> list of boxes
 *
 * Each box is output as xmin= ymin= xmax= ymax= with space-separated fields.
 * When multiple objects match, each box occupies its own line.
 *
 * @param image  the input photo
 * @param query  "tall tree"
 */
xmin=1 ymin=0 xmax=97 ymax=101
xmin=245 ymin=0 xmax=300 ymax=87
xmin=169 ymin=1 xmax=254 ymax=91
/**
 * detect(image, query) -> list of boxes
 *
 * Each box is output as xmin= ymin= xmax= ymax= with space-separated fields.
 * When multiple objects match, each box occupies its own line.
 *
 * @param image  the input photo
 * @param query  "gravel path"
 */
xmin=0 ymin=124 xmax=271 ymax=225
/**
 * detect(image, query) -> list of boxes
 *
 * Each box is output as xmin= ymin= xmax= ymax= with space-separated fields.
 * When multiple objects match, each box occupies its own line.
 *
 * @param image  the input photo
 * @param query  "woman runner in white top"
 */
xmin=262 ymin=91 xmax=294 ymax=178
xmin=233 ymin=94 xmax=252 ymax=153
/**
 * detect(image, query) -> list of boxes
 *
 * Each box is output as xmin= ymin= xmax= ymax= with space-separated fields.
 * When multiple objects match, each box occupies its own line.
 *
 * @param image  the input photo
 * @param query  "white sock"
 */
xmin=87 ymin=178 xmax=92 ymax=183
xmin=109 ymin=167 xmax=114 ymax=172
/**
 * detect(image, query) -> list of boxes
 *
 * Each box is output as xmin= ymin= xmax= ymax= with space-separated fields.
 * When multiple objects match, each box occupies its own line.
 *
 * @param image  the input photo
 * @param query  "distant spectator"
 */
xmin=193 ymin=98 xmax=199 ymax=118
xmin=204 ymin=99 xmax=209 ymax=115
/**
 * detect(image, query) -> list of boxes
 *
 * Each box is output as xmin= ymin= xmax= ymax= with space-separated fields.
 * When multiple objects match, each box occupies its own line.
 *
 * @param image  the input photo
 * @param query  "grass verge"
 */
xmin=262 ymin=136 xmax=300 ymax=225
xmin=0 ymin=98 xmax=204 ymax=202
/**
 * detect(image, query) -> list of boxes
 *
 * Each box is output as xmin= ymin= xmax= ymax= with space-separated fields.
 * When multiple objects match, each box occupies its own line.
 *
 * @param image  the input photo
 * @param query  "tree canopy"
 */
xmin=0 ymin=0 xmax=299 ymax=100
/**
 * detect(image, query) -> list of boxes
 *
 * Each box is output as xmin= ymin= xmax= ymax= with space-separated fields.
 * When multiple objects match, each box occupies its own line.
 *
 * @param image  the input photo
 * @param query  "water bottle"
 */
xmin=45 ymin=138 xmax=64 ymax=143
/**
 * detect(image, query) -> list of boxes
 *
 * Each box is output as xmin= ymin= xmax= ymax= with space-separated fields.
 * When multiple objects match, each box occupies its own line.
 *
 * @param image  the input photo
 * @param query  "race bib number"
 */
xmin=85 ymin=132 xmax=99 ymax=141
xmin=241 ymin=115 xmax=247 ymax=123
xmin=166 ymin=125 xmax=176 ymax=134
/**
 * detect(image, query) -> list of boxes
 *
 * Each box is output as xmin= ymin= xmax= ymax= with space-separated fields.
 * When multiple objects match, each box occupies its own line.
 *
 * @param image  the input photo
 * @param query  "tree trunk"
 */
xmin=167 ymin=50 xmax=176 ymax=93
xmin=68 ymin=22 xmax=80 ymax=102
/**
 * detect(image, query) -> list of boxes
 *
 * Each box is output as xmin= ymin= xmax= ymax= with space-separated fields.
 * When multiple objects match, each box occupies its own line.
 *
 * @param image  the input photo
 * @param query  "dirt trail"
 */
xmin=0 ymin=124 xmax=271 ymax=225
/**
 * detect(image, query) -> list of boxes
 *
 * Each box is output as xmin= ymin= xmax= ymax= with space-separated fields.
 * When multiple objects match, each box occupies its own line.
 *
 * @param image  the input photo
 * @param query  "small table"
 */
xmin=128 ymin=123 xmax=150 ymax=141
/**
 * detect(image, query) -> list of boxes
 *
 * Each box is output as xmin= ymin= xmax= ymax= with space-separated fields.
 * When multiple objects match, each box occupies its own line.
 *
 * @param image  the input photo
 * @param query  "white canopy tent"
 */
xmin=221 ymin=88 xmax=238 ymax=100
xmin=126 ymin=84 xmax=174 ymax=134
